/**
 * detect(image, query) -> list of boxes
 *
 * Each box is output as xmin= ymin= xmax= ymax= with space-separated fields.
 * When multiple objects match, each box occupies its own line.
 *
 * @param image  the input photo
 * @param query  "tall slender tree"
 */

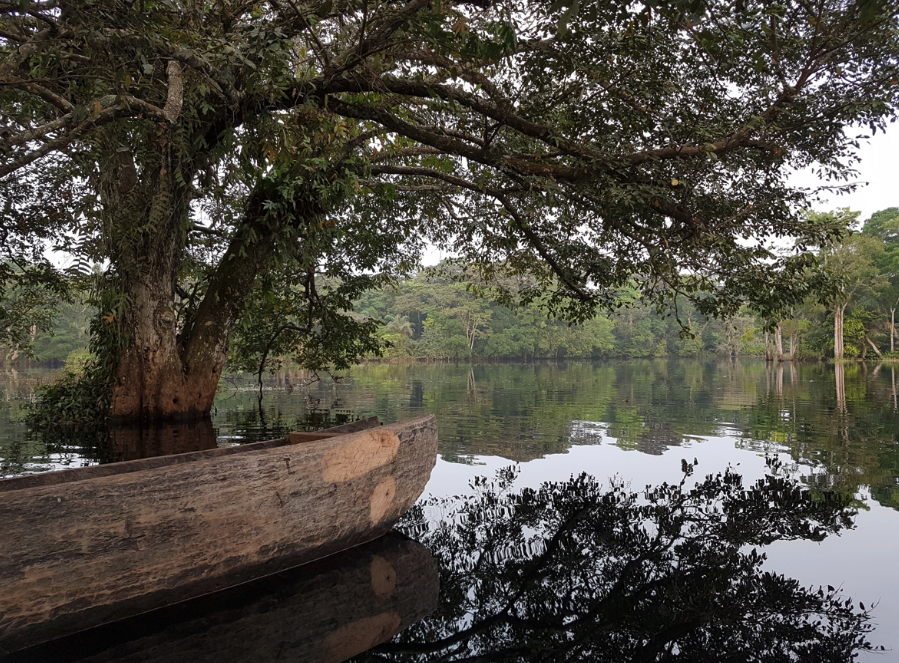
xmin=815 ymin=210 xmax=888 ymax=359
xmin=862 ymin=207 xmax=899 ymax=351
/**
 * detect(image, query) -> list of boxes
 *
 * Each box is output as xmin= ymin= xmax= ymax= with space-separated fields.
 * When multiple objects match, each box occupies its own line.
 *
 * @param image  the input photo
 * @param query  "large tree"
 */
xmin=814 ymin=209 xmax=888 ymax=359
xmin=1 ymin=0 xmax=898 ymax=422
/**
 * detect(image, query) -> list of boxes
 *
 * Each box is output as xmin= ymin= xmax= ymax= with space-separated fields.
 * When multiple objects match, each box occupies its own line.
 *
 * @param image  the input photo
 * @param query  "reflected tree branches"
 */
xmin=357 ymin=462 xmax=875 ymax=662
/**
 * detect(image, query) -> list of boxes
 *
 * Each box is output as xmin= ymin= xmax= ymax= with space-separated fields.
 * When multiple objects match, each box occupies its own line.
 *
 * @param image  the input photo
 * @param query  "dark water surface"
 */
xmin=2 ymin=359 xmax=898 ymax=660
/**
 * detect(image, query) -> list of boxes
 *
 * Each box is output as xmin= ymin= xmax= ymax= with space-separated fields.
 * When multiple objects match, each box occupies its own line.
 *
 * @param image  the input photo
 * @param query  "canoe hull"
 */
xmin=0 ymin=415 xmax=437 ymax=653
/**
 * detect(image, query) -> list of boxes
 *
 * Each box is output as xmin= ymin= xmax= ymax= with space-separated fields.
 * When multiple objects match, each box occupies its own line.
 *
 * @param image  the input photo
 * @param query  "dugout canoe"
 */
xmin=0 ymin=414 xmax=438 ymax=654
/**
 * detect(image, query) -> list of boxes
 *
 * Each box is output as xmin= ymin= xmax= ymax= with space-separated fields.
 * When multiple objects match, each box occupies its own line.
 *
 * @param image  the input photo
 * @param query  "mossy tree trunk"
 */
xmin=98 ymin=142 xmax=322 ymax=423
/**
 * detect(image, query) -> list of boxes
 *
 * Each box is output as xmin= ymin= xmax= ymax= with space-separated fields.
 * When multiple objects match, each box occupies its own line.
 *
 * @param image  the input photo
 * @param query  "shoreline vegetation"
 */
xmin=5 ymin=206 xmax=899 ymax=369
xmin=3 ymin=0 xmax=899 ymax=427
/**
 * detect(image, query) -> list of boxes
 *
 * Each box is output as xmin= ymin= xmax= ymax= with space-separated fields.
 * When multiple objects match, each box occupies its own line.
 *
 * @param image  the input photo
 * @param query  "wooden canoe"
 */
xmin=0 ymin=414 xmax=437 ymax=654
xmin=5 ymin=532 xmax=438 ymax=663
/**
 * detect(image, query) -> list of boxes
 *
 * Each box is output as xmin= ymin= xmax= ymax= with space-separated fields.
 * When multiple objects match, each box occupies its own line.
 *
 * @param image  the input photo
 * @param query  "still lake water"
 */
xmin=2 ymin=359 xmax=898 ymax=660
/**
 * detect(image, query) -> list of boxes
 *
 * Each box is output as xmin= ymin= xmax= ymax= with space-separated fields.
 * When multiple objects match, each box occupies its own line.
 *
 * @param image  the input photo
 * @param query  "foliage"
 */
xmin=18 ymin=202 xmax=899 ymax=365
xmin=2 ymin=0 xmax=899 ymax=418
xmin=356 ymin=268 xmax=776 ymax=359
xmin=0 ymin=263 xmax=70 ymax=361
xmin=23 ymin=278 xmax=131 ymax=428
xmin=354 ymin=460 xmax=875 ymax=661
xmin=22 ymin=366 xmax=110 ymax=429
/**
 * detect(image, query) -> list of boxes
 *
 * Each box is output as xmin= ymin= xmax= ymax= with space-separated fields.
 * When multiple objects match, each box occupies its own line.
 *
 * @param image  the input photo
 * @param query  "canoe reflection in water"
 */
xmin=7 ymin=533 xmax=437 ymax=663
xmin=354 ymin=458 xmax=877 ymax=663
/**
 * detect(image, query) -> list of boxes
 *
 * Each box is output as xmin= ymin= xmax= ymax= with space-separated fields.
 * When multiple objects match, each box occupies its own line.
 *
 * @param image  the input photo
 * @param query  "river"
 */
xmin=1 ymin=359 xmax=897 ymax=660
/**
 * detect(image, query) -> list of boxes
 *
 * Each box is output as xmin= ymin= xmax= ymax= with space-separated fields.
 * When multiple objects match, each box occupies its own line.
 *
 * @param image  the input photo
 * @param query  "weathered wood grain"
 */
xmin=0 ymin=415 xmax=436 ymax=653
xmin=5 ymin=532 xmax=438 ymax=663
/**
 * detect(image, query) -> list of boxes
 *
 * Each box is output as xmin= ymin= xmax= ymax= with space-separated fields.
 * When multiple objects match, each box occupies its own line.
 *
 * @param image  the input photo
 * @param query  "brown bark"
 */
xmin=109 ymin=278 xmax=212 ymax=422
xmin=105 ymin=178 xmax=322 ymax=423
xmin=86 ymin=103 xmax=323 ymax=424
xmin=99 ymin=141 xmax=198 ymax=422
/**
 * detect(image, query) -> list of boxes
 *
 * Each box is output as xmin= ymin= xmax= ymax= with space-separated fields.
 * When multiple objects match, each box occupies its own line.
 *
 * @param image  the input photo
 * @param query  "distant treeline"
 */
xmin=355 ymin=274 xmax=764 ymax=361
xmin=1 ymin=298 xmax=91 ymax=365
xmin=354 ymin=207 xmax=899 ymax=362
xmin=8 ymin=206 xmax=899 ymax=365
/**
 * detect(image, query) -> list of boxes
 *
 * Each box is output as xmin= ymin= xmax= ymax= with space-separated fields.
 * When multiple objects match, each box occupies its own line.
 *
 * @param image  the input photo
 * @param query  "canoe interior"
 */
xmin=0 ymin=416 xmax=381 ymax=494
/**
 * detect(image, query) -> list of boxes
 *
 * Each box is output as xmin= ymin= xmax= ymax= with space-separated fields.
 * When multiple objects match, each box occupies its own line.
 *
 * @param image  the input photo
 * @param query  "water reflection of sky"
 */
xmin=2 ymin=359 xmax=898 ymax=659
xmin=423 ymin=444 xmax=898 ymax=659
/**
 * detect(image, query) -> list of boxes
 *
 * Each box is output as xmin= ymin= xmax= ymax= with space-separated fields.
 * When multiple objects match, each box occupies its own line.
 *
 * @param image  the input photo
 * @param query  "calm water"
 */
xmin=2 ymin=359 xmax=898 ymax=660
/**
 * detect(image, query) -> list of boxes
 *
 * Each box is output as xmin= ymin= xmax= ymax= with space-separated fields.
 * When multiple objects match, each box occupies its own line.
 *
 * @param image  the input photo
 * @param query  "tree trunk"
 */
xmin=109 ymin=278 xmax=220 ymax=422
xmin=833 ymin=304 xmax=845 ymax=360
xmin=892 ymin=367 xmax=897 ymax=412
xmin=865 ymin=336 xmax=882 ymax=358
xmin=774 ymin=324 xmax=784 ymax=363
xmin=835 ymin=361 xmax=846 ymax=414
xmin=764 ymin=331 xmax=773 ymax=362
xmin=891 ymin=307 xmax=896 ymax=353
xmin=98 ymin=143 xmax=202 ymax=422
xmin=101 ymin=148 xmax=321 ymax=423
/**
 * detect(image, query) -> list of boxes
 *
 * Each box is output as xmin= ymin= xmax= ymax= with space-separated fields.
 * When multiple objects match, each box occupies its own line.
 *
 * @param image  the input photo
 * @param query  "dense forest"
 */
xmin=361 ymin=206 xmax=899 ymax=361
xmin=5 ymin=206 xmax=899 ymax=366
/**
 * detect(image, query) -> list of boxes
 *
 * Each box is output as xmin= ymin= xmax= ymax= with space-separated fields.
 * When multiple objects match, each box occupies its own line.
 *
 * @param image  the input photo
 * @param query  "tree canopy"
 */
xmin=2 ymin=0 xmax=899 ymax=421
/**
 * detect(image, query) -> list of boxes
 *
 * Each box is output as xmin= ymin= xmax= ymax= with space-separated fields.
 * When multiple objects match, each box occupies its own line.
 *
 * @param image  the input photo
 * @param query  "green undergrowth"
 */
xmin=24 ymin=363 xmax=112 ymax=431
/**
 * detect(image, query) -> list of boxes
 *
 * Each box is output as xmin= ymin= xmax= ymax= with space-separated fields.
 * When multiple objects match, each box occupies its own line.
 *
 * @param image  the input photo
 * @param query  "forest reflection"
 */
xmin=3 ymin=360 xmax=899 ymax=512
xmin=354 ymin=462 xmax=877 ymax=663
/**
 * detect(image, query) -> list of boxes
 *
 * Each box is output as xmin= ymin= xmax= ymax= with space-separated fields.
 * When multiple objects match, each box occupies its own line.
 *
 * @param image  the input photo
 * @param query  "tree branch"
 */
xmin=0 ymin=94 xmax=169 ymax=177
xmin=162 ymin=61 xmax=184 ymax=123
